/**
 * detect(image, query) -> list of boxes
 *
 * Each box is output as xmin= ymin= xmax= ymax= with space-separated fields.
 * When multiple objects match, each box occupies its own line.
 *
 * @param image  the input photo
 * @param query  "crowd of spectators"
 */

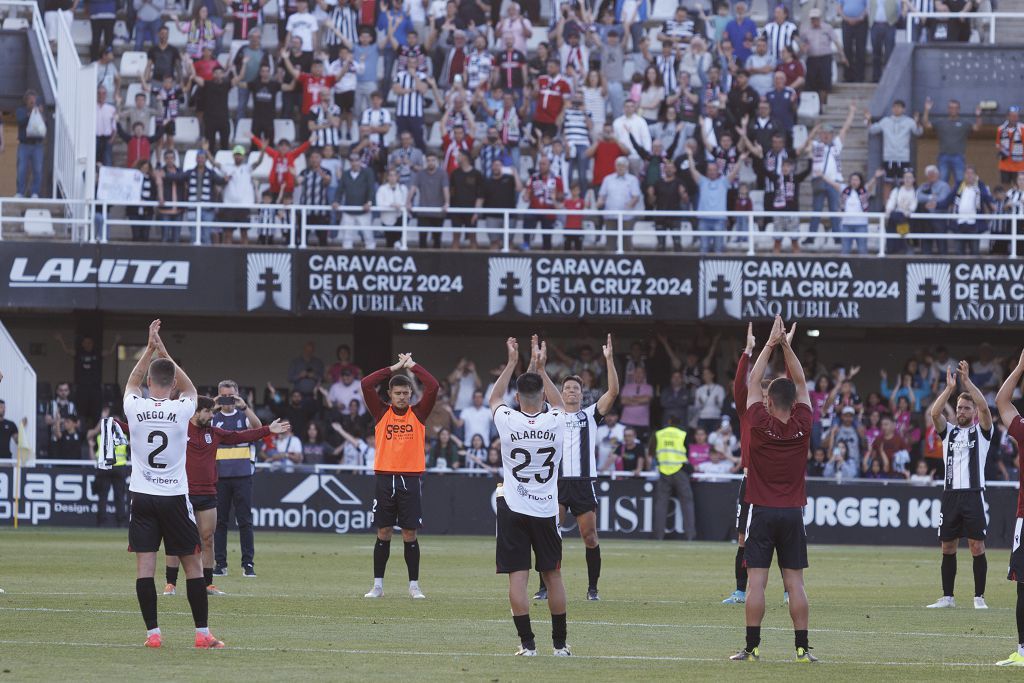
xmin=34 ymin=333 xmax=1024 ymax=487
xmin=20 ymin=0 xmax=1005 ymax=252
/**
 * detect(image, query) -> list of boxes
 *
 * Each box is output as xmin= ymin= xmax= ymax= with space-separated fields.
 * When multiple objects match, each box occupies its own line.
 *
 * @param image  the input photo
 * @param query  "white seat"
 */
xmin=228 ymin=39 xmax=247 ymax=65
xmin=166 ymin=21 xmax=187 ymax=49
xmin=125 ymin=81 xmax=147 ymax=105
xmin=647 ymin=26 xmax=662 ymax=52
xmin=426 ymin=121 xmax=442 ymax=149
xmin=749 ymin=189 xmax=765 ymax=213
xmin=23 ymin=209 xmax=54 ymax=237
xmin=260 ymin=23 xmax=279 ymax=51
xmin=174 ymin=116 xmax=201 ymax=145
xmin=293 ymin=152 xmax=306 ymax=174
xmin=250 ymin=150 xmax=273 ymax=181
xmin=234 ymin=117 xmax=253 ymax=145
xmin=214 ymin=149 xmax=236 ymax=168
xmin=791 ymin=124 xmax=808 ymax=151
xmin=797 ymin=91 xmax=820 ymax=120
xmin=113 ymin=19 xmax=130 ymax=45
xmin=2 ymin=17 xmax=29 ymax=30
xmin=182 ymin=148 xmax=199 ymax=171
xmin=71 ymin=19 xmax=91 ymax=47
xmin=216 ymin=52 xmax=230 ymax=69
xmin=120 ymin=50 xmax=148 ymax=79
xmin=263 ymin=0 xmax=279 ymax=17
xmin=631 ymin=220 xmax=658 ymax=249
xmin=650 ymin=0 xmax=677 ymax=20
xmin=623 ymin=58 xmax=637 ymax=84
xmin=273 ymin=118 xmax=296 ymax=143
xmin=382 ymin=125 xmax=396 ymax=148
xmin=526 ymin=29 xmax=545 ymax=54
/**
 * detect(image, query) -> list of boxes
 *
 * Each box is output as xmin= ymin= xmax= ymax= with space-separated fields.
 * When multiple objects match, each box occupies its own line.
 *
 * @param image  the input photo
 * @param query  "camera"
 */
xmin=216 ymin=396 xmax=236 ymax=406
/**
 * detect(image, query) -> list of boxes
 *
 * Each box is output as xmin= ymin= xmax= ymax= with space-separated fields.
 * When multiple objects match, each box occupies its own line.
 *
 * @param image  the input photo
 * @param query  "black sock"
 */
xmin=745 ymin=625 xmax=761 ymax=652
xmin=974 ymin=553 xmax=987 ymax=597
xmin=203 ymin=567 xmax=213 ymax=587
xmin=538 ymin=575 xmax=547 ymax=592
xmin=941 ymin=553 xmax=956 ymax=597
xmin=135 ymin=578 xmax=158 ymax=630
xmin=165 ymin=565 xmax=178 ymax=586
xmin=404 ymin=540 xmax=420 ymax=582
xmin=513 ymin=614 xmax=535 ymax=650
xmin=795 ymin=629 xmax=809 ymax=651
xmin=1017 ymin=583 xmax=1024 ymax=644
xmin=551 ymin=612 xmax=567 ymax=649
xmin=373 ymin=539 xmax=391 ymax=579
xmin=736 ymin=546 xmax=747 ymax=592
xmin=185 ymin=577 xmax=209 ymax=629
xmin=586 ymin=545 xmax=601 ymax=591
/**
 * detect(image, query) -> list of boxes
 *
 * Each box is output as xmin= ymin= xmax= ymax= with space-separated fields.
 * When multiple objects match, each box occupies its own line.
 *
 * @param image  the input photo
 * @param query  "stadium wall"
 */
xmin=1 ymin=465 xmax=1016 ymax=547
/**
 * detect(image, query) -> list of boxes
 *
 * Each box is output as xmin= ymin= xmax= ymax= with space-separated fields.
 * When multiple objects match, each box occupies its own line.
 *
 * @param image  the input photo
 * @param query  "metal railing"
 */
xmin=904 ymin=11 xmax=1024 ymax=43
xmin=3 ymin=458 xmax=1020 ymax=488
xmin=2 ymin=196 xmax=1019 ymax=257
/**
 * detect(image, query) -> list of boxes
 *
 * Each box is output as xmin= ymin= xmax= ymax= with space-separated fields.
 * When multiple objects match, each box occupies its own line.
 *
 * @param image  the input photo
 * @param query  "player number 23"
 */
xmin=148 ymin=430 xmax=168 ymax=469
xmin=510 ymin=447 xmax=556 ymax=484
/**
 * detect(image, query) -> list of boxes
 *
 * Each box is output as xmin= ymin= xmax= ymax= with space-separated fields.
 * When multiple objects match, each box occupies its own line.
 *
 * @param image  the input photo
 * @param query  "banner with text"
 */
xmin=1 ymin=466 xmax=1017 ymax=547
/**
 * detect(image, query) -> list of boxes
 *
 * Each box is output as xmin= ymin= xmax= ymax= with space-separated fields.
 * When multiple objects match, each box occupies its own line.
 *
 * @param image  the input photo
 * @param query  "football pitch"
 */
xmin=0 ymin=529 xmax=1018 ymax=681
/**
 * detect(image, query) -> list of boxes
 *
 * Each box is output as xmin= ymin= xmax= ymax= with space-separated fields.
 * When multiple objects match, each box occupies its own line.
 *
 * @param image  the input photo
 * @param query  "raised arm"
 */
xmin=928 ymin=365 xmax=957 ymax=435
xmin=361 ymin=358 xmax=406 ymax=422
xmin=408 ymin=358 xmax=440 ymax=423
xmin=153 ymin=324 xmax=197 ymax=402
xmin=124 ymin=319 xmax=160 ymax=397
xmin=733 ymin=323 xmax=754 ymax=414
xmin=997 ymin=349 xmax=1024 ymax=429
xmin=747 ymin=317 xmax=783 ymax=408
xmin=490 ymin=337 xmax=519 ymax=412
xmin=596 ymin=334 xmax=619 ymax=416
xmin=529 ymin=335 xmax=564 ymax=410
xmin=958 ymin=360 xmax=993 ymax=431
xmin=777 ymin=320 xmax=809 ymax=407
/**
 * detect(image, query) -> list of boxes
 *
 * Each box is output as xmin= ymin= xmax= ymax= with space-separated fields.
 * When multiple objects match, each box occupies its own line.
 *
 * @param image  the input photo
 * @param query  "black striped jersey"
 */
xmin=761 ymin=21 xmax=798 ymax=60
xmin=940 ymin=422 xmax=992 ymax=491
xmin=559 ymin=403 xmax=604 ymax=480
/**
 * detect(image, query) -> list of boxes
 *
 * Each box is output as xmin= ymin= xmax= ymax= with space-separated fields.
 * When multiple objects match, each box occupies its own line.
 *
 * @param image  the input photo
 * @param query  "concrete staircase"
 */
xmin=993 ymin=0 xmax=1024 ymax=43
xmin=799 ymin=82 xmax=875 ymax=210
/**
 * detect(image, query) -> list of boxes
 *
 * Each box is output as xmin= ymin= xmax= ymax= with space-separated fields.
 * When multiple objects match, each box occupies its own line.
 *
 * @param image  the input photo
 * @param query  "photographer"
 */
xmin=211 ymin=380 xmax=262 ymax=579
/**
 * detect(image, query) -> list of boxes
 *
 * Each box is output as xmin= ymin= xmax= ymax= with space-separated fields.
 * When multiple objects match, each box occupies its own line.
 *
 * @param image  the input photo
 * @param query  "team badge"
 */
xmin=204 ymin=433 xmax=213 ymax=444
xmin=576 ymin=411 xmax=586 ymax=421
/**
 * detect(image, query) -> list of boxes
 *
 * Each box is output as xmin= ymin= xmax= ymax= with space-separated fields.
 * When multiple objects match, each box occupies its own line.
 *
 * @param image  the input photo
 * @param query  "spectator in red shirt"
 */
xmin=587 ymin=123 xmax=629 ymax=189
xmin=776 ymin=46 xmax=805 ymax=91
xmin=532 ymin=59 xmax=571 ymax=140
xmin=282 ymin=54 xmax=337 ymax=122
xmin=562 ymin=182 xmax=586 ymax=250
xmin=734 ymin=315 xmax=815 ymax=663
xmin=251 ymin=134 xmax=312 ymax=197
xmin=864 ymin=415 xmax=906 ymax=474
xmin=522 ymin=155 xmax=563 ymax=250
xmin=441 ymin=125 xmax=473 ymax=174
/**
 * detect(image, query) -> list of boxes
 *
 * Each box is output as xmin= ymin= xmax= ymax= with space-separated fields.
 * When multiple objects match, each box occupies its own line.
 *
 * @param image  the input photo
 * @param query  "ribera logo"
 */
xmin=247 ymin=252 xmax=292 ymax=311
xmin=906 ymin=262 xmax=950 ymax=323
xmin=9 ymin=257 xmax=189 ymax=288
xmin=488 ymin=257 xmax=531 ymax=316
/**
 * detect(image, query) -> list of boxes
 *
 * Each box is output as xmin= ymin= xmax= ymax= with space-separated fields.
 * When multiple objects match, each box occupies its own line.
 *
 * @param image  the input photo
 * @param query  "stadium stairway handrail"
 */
xmin=904 ymin=11 xmax=1024 ymax=43
xmin=1 ymin=458 xmax=1019 ymax=487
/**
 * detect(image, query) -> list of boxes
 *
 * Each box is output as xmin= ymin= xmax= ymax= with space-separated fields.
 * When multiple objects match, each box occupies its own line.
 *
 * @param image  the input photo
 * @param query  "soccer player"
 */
xmin=724 ymin=322 xmax=794 ymax=606
xmin=124 ymin=319 xmax=223 ymax=649
xmin=162 ymin=395 xmax=289 ymax=596
xmin=995 ymin=348 xmax=1024 ymax=666
xmin=532 ymin=333 xmax=618 ymax=602
xmin=731 ymin=315 xmax=815 ymax=663
xmin=491 ymin=337 xmax=571 ymax=657
xmin=361 ymin=353 xmax=439 ymax=599
xmin=925 ymin=361 xmax=993 ymax=610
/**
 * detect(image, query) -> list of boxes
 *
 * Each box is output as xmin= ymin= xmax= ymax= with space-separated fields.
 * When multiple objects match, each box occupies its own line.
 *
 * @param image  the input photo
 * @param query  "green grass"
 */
xmin=0 ymin=529 xmax=1019 ymax=681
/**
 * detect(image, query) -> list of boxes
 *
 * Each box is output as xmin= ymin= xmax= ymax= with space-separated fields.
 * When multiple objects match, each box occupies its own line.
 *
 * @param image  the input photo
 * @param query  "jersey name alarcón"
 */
xmin=494 ymin=405 xmax=565 ymax=517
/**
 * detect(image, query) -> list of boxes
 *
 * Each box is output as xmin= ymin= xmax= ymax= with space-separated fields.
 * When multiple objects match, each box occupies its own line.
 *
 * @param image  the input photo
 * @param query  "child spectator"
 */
xmin=562 ymin=182 xmax=585 ymax=250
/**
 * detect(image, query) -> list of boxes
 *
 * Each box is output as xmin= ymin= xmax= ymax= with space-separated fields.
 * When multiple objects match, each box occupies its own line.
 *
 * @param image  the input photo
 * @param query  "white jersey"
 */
xmin=940 ymin=422 xmax=992 ymax=491
xmin=560 ymin=403 xmax=603 ymax=479
xmin=493 ymin=405 xmax=565 ymax=518
xmin=124 ymin=393 xmax=195 ymax=496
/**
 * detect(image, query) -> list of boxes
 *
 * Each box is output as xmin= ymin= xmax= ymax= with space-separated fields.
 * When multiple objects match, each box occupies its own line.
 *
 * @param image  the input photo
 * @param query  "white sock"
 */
xmin=1018 ymin=644 xmax=1024 ymax=656
xmin=196 ymin=627 xmax=210 ymax=635
xmin=409 ymin=580 xmax=419 ymax=589
xmin=373 ymin=578 xmax=383 ymax=589
xmin=147 ymin=628 xmax=160 ymax=637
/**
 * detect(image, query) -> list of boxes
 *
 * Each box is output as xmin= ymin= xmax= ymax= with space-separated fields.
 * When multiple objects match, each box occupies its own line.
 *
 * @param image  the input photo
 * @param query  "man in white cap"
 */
xmin=217 ymin=144 xmax=264 ymax=245
xmin=800 ymin=7 xmax=846 ymax=105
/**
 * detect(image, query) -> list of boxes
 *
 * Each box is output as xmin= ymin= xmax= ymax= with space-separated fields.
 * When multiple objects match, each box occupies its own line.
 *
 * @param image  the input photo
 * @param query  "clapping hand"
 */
xmin=506 ymin=337 xmax=519 ymax=364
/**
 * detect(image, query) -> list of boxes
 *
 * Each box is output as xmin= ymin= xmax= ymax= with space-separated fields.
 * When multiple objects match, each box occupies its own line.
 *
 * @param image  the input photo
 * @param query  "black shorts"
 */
xmin=1008 ymin=518 xmax=1024 ymax=582
xmin=743 ymin=505 xmax=808 ymax=570
xmin=128 ymin=492 xmax=202 ymax=556
xmin=495 ymin=495 xmax=562 ymax=574
xmin=558 ymin=478 xmax=598 ymax=517
xmin=334 ymin=90 xmax=355 ymax=114
xmin=372 ymin=474 xmax=423 ymax=530
xmin=735 ymin=475 xmax=750 ymax=536
xmin=533 ymin=121 xmax=558 ymax=138
xmin=805 ymin=54 xmax=832 ymax=92
xmin=939 ymin=489 xmax=987 ymax=541
xmin=885 ymin=160 xmax=913 ymax=183
xmin=189 ymin=494 xmax=218 ymax=512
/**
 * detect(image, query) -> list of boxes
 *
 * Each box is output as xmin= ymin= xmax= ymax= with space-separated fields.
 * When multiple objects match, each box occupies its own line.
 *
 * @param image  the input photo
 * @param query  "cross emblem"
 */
xmin=708 ymin=273 xmax=733 ymax=314
xmin=916 ymin=278 xmax=940 ymax=321
xmin=497 ymin=271 xmax=522 ymax=313
xmin=257 ymin=267 xmax=282 ymax=309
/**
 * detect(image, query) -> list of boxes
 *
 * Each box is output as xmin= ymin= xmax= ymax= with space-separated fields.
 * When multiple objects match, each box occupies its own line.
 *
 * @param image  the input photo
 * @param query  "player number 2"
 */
xmin=510 ymin=447 xmax=556 ymax=484
xmin=148 ymin=430 xmax=168 ymax=469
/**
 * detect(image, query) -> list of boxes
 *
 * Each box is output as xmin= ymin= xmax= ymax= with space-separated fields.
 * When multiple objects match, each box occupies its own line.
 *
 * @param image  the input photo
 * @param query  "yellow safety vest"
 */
xmin=655 ymin=427 xmax=688 ymax=476
xmin=95 ymin=434 xmax=128 ymax=467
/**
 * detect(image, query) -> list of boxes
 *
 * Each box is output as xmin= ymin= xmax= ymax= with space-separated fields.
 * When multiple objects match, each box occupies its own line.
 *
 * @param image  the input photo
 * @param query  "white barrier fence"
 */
xmin=904 ymin=11 xmax=1024 ymax=43
xmin=0 ymin=196 xmax=1018 ymax=257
